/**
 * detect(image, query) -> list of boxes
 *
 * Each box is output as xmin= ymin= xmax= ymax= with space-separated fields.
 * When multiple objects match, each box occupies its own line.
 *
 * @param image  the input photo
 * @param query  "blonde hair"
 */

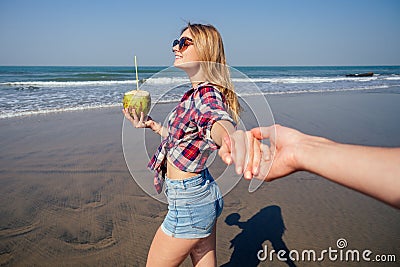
xmin=182 ymin=23 xmax=241 ymax=123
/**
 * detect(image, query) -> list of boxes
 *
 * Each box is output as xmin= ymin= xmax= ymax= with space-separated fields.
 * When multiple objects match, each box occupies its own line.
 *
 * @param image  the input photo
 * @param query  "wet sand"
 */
xmin=0 ymin=92 xmax=399 ymax=266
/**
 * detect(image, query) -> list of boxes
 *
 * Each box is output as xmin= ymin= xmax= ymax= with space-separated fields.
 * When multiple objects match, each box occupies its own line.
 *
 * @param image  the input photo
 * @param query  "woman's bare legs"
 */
xmin=190 ymin=225 xmax=217 ymax=267
xmin=146 ymin=225 xmax=217 ymax=267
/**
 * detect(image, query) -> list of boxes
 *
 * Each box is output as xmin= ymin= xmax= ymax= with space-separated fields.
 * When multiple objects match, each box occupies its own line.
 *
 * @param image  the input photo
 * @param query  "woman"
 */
xmin=123 ymin=23 xmax=241 ymax=266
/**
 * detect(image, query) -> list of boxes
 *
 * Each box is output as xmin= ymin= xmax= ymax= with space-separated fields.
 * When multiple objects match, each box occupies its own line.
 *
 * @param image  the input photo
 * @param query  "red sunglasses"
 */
xmin=172 ymin=37 xmax=193 ymax=52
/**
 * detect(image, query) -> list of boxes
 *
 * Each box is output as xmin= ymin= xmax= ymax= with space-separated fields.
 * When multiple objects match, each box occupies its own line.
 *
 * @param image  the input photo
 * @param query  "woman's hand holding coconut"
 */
xmin=122 ymin=108 xmax=167 ymax=137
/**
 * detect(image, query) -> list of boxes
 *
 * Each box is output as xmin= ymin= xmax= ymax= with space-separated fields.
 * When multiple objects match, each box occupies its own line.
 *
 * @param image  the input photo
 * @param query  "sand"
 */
xmin=0 ymin=91 xmax=399 ymax=266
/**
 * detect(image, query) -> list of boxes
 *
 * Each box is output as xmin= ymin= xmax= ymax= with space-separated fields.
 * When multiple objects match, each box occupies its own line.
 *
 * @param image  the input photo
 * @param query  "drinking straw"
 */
xmin=134 ymin=56 xmax=139 ymax=90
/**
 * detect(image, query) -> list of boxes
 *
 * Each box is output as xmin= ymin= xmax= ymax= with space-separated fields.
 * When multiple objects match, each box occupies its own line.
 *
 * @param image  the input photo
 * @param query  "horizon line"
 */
xmin=1 ymin=64 xmax=399 ymax=68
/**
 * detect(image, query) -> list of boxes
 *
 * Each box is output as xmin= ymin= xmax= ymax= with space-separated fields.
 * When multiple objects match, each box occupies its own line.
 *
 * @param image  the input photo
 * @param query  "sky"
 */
xmin=0 ymin=0 xmax=399 ymax=66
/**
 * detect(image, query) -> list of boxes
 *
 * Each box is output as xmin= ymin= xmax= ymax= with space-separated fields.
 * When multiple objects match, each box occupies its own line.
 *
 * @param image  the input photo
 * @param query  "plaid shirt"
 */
xmin=148 ymin=83 xmax=236 ymax=193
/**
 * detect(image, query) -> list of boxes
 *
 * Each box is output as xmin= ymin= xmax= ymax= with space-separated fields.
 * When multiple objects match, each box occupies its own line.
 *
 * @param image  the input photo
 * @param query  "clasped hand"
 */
xmin=219 ymin=125 xmax=300 ymax=181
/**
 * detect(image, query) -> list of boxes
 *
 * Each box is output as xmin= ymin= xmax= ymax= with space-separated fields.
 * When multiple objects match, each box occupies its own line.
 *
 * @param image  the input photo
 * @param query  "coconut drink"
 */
xmin=123 ymin=89 xmax=151 ymax=116
xmin=123 ymin=56 xmax=151 ymax=117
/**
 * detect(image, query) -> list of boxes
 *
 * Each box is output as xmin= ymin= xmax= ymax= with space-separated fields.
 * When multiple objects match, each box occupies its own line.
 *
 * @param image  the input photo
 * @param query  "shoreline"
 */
xmin=0 ymin=91 xmax=399 ymax=266
xmin=2 ymin=84 xmax=399 ymax=120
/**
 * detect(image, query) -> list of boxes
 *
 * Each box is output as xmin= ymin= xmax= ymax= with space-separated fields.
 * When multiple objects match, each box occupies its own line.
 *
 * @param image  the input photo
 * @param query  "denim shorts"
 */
xmin=161 ymin=168 xmax=224 ymax=239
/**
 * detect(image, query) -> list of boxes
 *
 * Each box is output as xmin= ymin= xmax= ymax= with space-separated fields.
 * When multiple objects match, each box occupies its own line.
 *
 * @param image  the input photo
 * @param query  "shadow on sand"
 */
xmin=221 ymin=205 xmax=296 ymax=267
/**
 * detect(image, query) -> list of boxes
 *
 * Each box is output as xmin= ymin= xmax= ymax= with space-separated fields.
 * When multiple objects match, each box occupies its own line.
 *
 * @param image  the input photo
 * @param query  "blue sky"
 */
xmin=0 ymin=0 xmax=399 ymax=66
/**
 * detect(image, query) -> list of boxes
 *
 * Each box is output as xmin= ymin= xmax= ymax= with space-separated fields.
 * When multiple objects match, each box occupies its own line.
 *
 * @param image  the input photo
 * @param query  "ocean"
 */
xmin=0 ymin=65 xmax=399 ymax=119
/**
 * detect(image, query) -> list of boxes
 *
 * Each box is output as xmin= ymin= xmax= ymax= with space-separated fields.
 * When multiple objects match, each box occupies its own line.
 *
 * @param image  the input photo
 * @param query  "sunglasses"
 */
xmin=172 ymin=37 xmax=193 ymax=52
